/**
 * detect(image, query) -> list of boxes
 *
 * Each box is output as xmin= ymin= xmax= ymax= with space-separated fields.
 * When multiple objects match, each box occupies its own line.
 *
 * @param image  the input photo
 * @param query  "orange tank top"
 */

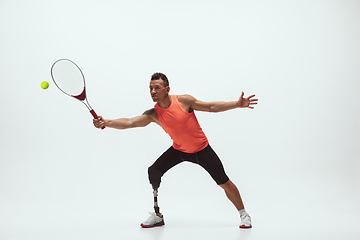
xmin=155 ymin=95 xmax=209 ymax=153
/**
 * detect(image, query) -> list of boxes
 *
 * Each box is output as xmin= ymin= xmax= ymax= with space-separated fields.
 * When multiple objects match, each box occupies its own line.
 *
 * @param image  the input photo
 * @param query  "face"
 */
xmin=149 ymin=79 xmax=169 ymax=102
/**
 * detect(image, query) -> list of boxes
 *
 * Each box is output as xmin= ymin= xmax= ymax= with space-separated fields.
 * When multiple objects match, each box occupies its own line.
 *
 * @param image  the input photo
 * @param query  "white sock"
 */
xmin=239 ymin=209 xmax=246 ymax=215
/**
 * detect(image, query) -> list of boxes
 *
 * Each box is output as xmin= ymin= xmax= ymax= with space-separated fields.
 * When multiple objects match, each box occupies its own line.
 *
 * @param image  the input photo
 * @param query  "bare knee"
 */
xmin=219 ymin=180 xmax=233 ymax=190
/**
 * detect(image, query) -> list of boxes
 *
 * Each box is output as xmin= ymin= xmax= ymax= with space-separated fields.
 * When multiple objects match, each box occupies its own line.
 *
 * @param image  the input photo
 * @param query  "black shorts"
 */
xmin=149 ymin=144 xmax=229 ymax=185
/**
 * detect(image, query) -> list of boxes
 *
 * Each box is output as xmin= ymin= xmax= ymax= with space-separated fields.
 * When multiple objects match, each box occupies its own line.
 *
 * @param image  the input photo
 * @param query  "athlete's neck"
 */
xmin=157 ymin=94 xmax=172 ymax=109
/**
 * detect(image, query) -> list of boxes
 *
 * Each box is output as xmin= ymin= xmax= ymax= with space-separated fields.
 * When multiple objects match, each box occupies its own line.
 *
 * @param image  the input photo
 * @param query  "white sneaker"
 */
xmin=140 ymin=212 xmax=165 ymax=228
xmin=240 ymin=212 xmax=252 ymax=228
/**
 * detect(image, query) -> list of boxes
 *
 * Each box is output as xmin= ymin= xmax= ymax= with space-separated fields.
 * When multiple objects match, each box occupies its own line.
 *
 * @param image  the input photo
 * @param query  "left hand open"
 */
xmin=237 ymin=92 xmax=258 ymax=109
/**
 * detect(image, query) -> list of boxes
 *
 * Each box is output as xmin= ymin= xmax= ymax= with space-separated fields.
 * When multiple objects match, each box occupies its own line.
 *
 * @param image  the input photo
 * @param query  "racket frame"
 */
xmin=51 ymin=59 xmax=104 ymax=129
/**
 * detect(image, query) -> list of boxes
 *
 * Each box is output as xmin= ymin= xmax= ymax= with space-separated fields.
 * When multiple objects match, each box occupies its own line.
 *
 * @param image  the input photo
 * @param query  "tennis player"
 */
xmin=93 ymin=73 xmax=258 ymax=228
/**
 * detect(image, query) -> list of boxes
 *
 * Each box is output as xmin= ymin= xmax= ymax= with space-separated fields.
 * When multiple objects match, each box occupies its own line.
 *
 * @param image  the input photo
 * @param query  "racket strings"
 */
xmin=51 ymin=60 xmax=85 ymax=97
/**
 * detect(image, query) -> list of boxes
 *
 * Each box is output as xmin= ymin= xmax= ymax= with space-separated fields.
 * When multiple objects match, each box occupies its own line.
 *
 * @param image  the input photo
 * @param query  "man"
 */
xmin=93 ymin=73 xmax=258 ymax=228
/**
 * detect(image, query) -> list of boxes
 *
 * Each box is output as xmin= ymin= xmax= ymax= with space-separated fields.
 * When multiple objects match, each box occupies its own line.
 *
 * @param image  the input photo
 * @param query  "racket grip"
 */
xmin=90 ymin=109 xmax=106 ymax=129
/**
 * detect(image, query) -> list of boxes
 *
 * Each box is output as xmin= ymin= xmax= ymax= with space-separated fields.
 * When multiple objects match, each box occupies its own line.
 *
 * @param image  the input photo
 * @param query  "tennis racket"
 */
xmin=51 ymin=59 xmax=105 ymax=129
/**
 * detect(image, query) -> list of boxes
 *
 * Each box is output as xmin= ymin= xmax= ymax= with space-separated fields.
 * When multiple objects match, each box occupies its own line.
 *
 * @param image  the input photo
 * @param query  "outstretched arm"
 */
xmin=181 ymin=92 xmax=258 ymax=113
xmin=93 ymin=109 xmax=157 ymax=130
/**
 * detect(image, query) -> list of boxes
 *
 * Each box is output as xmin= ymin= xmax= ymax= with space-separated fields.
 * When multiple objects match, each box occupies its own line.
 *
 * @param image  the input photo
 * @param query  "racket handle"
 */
xmin=90 ymin=109 xmax=106 ymax=129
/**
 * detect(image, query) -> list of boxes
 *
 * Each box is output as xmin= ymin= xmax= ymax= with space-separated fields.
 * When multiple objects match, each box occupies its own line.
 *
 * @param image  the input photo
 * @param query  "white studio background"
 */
xmin=0 ymin=0 xmax=359 ymax=240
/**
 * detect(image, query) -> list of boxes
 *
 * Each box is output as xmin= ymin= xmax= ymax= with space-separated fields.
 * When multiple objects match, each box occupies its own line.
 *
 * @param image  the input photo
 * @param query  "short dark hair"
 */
xmin=151 ymin=72 xmax=169 ymax=87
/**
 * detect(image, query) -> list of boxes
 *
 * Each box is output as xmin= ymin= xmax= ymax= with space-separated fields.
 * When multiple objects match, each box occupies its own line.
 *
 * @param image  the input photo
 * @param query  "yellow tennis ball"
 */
xmin=41 ymin=81 xmax=49 ymax=89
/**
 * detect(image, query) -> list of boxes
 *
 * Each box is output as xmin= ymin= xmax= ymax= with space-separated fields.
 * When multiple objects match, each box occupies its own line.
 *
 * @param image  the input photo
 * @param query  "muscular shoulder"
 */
xmin=142 ymin=108 xmax=156 ymax=116
xmin=177 ymin=94 xmax=196 ymax=113
xmin=177 ymin=94 xmax=196 ymax=104
xmin=142 ymin=108 xmax=160 ymax=125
